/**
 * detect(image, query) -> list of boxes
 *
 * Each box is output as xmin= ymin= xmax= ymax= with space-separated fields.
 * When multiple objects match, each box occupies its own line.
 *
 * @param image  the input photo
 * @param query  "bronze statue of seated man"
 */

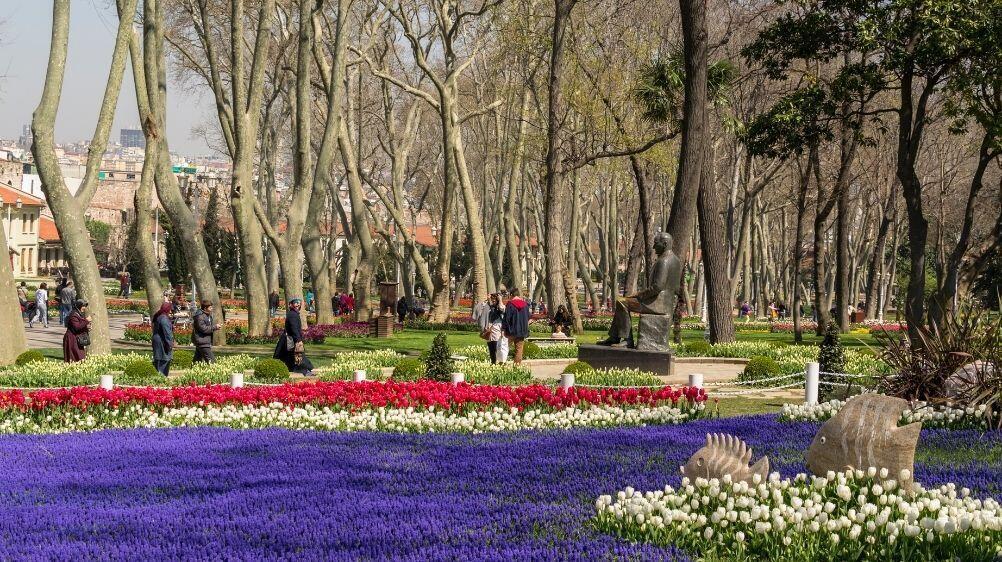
xmin=597 ymin=232 xmax=681 ymax=348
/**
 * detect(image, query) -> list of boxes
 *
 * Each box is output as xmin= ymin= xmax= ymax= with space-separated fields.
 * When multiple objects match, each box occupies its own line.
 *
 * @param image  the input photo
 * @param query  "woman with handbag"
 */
xmin=486 ymin=293 xmax=505 ymax=364
xmin=152 ymin=302 xmax=175 ymax=376
xmin=273 ymin=298 xmax=315 ymax=376
xmin=62 ymin=299 xmax=91 ymax=362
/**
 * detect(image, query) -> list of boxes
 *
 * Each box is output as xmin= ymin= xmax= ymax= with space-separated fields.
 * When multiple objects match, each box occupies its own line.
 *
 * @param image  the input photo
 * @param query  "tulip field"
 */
xmin=0 ymin=415 xmax=999 ymax=560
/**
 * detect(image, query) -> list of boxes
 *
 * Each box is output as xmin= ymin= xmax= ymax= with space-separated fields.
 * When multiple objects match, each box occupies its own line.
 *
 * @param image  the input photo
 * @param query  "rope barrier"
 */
xmin=0 ymin=384 xmax=99 ymax=391
xmin=703 ymin=372 xmax=804 ymax=387
xmin=710 ymin=381 xmax=805 ymax=396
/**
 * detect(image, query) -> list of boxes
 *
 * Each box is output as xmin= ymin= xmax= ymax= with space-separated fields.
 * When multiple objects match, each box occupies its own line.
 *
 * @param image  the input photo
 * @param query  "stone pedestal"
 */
xmin=370 ymin=315 xmax=394 ymax=338
xmin=578 ymin=344 xmax=673 ymax=376
xmin=636 ymin=314 xmax=672 ymax=351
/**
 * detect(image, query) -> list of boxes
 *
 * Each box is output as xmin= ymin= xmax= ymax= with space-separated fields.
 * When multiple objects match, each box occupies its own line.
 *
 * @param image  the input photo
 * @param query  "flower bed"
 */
xmin=780 ymin=397 xmax=993 ymax=430
xmin=0 ymin=415 xmax=997 ymax=559
xmin=316 ymin=350 xmax=403 ymax=381
xmin=676 ymin=342 xmax=888 ymax=382
xmin=0 ymin=353 xmax=257 ymax=388
xmin=0 ymin=381 xmax=708 ymax=434
xmin=595 ymin=468 xmax=1002 ymax=561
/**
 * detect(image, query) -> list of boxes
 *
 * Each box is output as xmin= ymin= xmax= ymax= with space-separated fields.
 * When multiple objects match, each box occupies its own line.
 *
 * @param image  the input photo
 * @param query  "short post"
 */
xmin=230 ymin=372 xmax=244 ymax=388
xmin=559 ymin=373 xmax=574 ymax=390
xmin=805 ymin=362 xmax=820 ymax=405
xmin=353 ymin=370 xmax=366 ymax=382
xmin=99 ymin=374 xmax=114 ymax=390
xmin=688 ymin=373 xmax=704 ymax=389
xmin=450 ymin=372 xmax=465 ymax=386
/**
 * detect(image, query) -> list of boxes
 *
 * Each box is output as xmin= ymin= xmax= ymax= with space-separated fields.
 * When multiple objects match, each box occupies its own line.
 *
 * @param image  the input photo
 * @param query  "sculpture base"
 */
xmin=636 ymin=314 xmax=672 ymax=351
xmin=369 ymin=315 xmax=394 ymax=338
xmin=578 ymin=344 xmax=673 ymax=376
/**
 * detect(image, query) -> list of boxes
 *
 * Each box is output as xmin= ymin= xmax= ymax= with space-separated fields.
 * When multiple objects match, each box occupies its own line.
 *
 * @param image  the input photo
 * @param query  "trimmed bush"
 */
xmin=562 ymin=361 xmax=595 ymax=375
xmin=253 ymin=358 xmax=290 ymax=382
xmin=683 ymin=340 xmax=712 ymax=356
xmin=172 ymin=350 xmax=195 ymax=370
xmin=740 ymin=356 xmax=781 ymax=384
xmin=818 ymin=321 xmax=846 ymax=401
xmin=425 ymin=333 xmax=454 ymax=382
xmin=15 ymin=350 xmax=46 ymax=366
xmin=392 ymin=358 xmax=426 ymax=381
xmin=522 ymin=341 xmax=542 ymax=360
xmin=123 ymin=361 xmax=160 ymax=379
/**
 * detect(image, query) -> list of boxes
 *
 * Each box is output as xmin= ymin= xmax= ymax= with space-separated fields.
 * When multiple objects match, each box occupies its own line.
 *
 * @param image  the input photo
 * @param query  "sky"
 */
xmin=1 ymin=1 xmax=215 ymax=156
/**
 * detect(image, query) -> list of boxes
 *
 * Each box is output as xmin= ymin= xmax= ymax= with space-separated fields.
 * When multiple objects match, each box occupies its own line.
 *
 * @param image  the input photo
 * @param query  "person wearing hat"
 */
xmin=192 ymin=300 xmax=222 ymax=363
xmin=62 ymin=299 xmax=91 ymax=362
xmin=273 ymin=297 xmax=315 ymax=376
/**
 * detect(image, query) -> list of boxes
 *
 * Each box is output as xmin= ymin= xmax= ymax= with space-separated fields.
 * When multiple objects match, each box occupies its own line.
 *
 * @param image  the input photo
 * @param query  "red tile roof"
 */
xmin=39 ymin=216 xmax=60 ymax=241
xmin=0 ymin=183 xmax=44 ymax=207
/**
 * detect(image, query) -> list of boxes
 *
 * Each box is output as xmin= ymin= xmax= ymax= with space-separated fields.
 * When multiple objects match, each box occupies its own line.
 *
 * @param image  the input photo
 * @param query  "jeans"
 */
xmin=487 ymin=341 xmax=498 ymax=364
xmin=154 ymin=359 xmax=171 ymax=377
xmin=59 ymin=304 xmax=72 ymax=325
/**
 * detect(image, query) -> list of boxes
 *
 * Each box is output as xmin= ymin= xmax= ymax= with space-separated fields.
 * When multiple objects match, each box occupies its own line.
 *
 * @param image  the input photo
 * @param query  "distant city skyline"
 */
xmin=0 ymin=2 xmax=216 ymax=157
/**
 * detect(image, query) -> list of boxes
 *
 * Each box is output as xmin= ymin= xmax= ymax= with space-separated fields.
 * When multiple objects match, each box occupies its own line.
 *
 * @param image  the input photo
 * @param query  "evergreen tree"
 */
xmin=124 ymin=218 xmax=146 ymax=291
xmin=163 ymin=219 xmax=189 ymax=288
xmin=202 ymin=188 xmax=224 ymax=284
xmin=425 ymin=332 xmax=454 ymax=382
xmin=818 ymin=321 xmax=846 ymax=402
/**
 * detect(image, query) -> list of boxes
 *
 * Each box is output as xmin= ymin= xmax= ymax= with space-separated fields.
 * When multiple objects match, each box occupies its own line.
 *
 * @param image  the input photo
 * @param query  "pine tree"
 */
xmin=818 ymin=321 xmax=846 ymax=402
xmin=202 ymin=188 xmax=224 ymax=283
xmin=425 ymin=332 xmax=454 ymax=382
xmin=163 ymin=219 xmax=189 ymax=288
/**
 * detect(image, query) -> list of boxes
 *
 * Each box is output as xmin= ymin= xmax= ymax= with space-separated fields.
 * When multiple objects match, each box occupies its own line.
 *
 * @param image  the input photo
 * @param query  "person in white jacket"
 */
xmin=30 ymin=283 xmax=49 ymax=328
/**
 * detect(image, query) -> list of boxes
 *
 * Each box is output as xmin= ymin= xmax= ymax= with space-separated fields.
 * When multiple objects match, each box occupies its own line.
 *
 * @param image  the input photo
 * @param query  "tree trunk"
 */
xmin=32 ymin=0 xmax=138 ymax=354
xmin=665 ymin=0 xmax=708 ymax=264
xmin=697 ymin=161 xmax=734 ymax=343
xmin=0 ymin=226 xmax=26 ymax=363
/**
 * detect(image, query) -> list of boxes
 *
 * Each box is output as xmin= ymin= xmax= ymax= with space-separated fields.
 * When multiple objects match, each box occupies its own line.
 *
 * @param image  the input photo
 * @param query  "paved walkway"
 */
xmin=24 ymin=312 xmax=138 ymax=350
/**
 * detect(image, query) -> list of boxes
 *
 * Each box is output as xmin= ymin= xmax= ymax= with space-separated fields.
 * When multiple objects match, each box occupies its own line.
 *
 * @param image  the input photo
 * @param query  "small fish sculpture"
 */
xmin=806 ymin=394 xmax=921 ymax=490
xmin=681 ymin=433 xmax=770 ymax=484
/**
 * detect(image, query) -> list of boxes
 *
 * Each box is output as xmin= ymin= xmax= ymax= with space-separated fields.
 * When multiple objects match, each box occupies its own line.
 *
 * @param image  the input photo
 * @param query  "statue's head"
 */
xmin=654 ymin=232 xmax=672 ymax=254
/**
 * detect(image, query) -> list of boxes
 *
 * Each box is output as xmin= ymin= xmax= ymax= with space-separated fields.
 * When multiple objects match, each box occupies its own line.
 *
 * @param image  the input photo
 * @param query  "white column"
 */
xmin=559 ymin=373 xmax=574 ymax=390
xmin=353 ymin=370 xmax=366 ymax=382
xmin=805 ymin=362 xmax=820 ymax=405
xmin=450 ymin=372 xmax=465 ymax=386
xmin=230 ymin=372 xmax=244 ymax=388
xmin=99 ymin=374 xmax=114 ymax=390
xmin=688 ymin=373 xmax=704 ymax=389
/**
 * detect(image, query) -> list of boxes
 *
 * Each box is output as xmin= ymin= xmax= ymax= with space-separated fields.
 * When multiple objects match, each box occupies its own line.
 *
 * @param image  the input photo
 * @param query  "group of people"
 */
xmin=471 ymin=286 xmax=534 ymax=365
xmin=149 ymin=299 xmax=222 ymax=375
xmin=17 ymin=278 xmax=80 ymax=329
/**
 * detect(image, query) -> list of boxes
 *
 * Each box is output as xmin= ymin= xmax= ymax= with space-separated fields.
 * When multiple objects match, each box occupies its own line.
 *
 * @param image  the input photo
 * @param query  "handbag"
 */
xmin=77 ymin=332 xmax=91 ymax=348
xmin=285 ymin=334 xmax=295 ymax=351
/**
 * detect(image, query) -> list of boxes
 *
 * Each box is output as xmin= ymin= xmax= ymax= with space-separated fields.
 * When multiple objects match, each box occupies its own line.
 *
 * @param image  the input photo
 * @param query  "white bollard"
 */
xmin=230 ymin=372 xmax=244 ymax=388
xmin=450 ymin=372 xmax=465 ymax=386
xmin=559 ymin=373 xmax=575 ymax=390
xmin=688 ymin=373 xmax=704 ymax=389
xmin=353 ymin=370 xmax=366 ymax=382
xmin=805 ymin=362 xmax=820 ymax=405
xmin=99 ymin=374 xmax=114 ymax=390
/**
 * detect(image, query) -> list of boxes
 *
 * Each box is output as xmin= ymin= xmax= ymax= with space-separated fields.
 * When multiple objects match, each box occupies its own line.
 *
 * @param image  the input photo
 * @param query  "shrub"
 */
xmin=459 ymin=361 xmax=533 ymax=385
xmin=425 ymin=333 xmax=454 ymax=382
xmin=15 ymin=350 xmax=46 ymax=366
xmin=123 ymin=360 xmax=160 ymax=379
xmin=172 ymin=350 xmax=194 ymax=370
xmin=392 ymin=358 xmax=426 ymax=381
xmin=818 ymin=322 xmax=846 ymax=401
xmin=683 ymin=340 xmax=712 ymax=356
xmin=253 ymin=358 xmax=290 ymax=382
xmin=562 ymin=361 xmax=595 ymax=375
xmin=739 ymin=356 xmax=780 ymax=384
xmin=522 ymin=341 xmax=542 ymax=360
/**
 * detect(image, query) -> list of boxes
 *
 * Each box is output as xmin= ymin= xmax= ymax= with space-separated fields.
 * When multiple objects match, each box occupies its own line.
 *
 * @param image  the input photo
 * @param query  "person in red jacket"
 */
xmin=502 ymin=288 xmax=531 ymax=365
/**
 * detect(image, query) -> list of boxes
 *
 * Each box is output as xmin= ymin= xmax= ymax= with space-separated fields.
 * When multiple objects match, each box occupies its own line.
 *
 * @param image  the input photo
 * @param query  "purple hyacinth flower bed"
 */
xmin=0 ymin=415 xmax=998 ymax=560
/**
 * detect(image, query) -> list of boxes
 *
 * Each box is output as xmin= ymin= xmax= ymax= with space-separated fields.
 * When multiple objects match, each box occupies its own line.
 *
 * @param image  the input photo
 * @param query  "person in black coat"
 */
xmin=192 ymin=300 xmax=221 ymax=363
xmin=273 ymin=298 xmax=315 ymax=376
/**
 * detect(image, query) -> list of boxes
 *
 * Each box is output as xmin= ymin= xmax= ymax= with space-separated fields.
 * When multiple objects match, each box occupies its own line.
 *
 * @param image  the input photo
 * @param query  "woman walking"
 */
xmin=273 ymin=298 xmax=315 ymax=376
xmin=29 ymin=283 xmax=49 ymax=328
xmin=486 ymin=293 xmax=505 ymax=364
xmin=62 ymin=299 xmax=91 ymax=362
xmin=152 ymin=302 xmax=174 ymax=376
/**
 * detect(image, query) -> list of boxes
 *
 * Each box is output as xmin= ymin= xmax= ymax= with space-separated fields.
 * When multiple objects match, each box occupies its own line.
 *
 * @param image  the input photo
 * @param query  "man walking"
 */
xmin=58 ymin=280 xmax=76 ymax=326
xmin=269 ymin=290 xmax=280 ymax=317
xmin=502 ymin=287 xmax=530 ymax=365
xmin=192 ymin=300 xmax=222 ymax=363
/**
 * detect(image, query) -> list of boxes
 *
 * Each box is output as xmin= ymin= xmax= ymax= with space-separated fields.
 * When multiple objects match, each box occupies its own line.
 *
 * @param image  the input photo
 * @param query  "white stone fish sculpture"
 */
xmin=681 ymin=433 xmax=770 ymax=484
xmin=806 ymin=394 xmax=921 ymax=490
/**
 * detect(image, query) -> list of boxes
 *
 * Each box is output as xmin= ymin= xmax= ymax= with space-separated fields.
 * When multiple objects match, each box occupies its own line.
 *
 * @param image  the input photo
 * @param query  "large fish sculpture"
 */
xmin=806 ymin=394 xmax=921 ymax=490
xmin=681 ymin=433 xmax=770 ymax=484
